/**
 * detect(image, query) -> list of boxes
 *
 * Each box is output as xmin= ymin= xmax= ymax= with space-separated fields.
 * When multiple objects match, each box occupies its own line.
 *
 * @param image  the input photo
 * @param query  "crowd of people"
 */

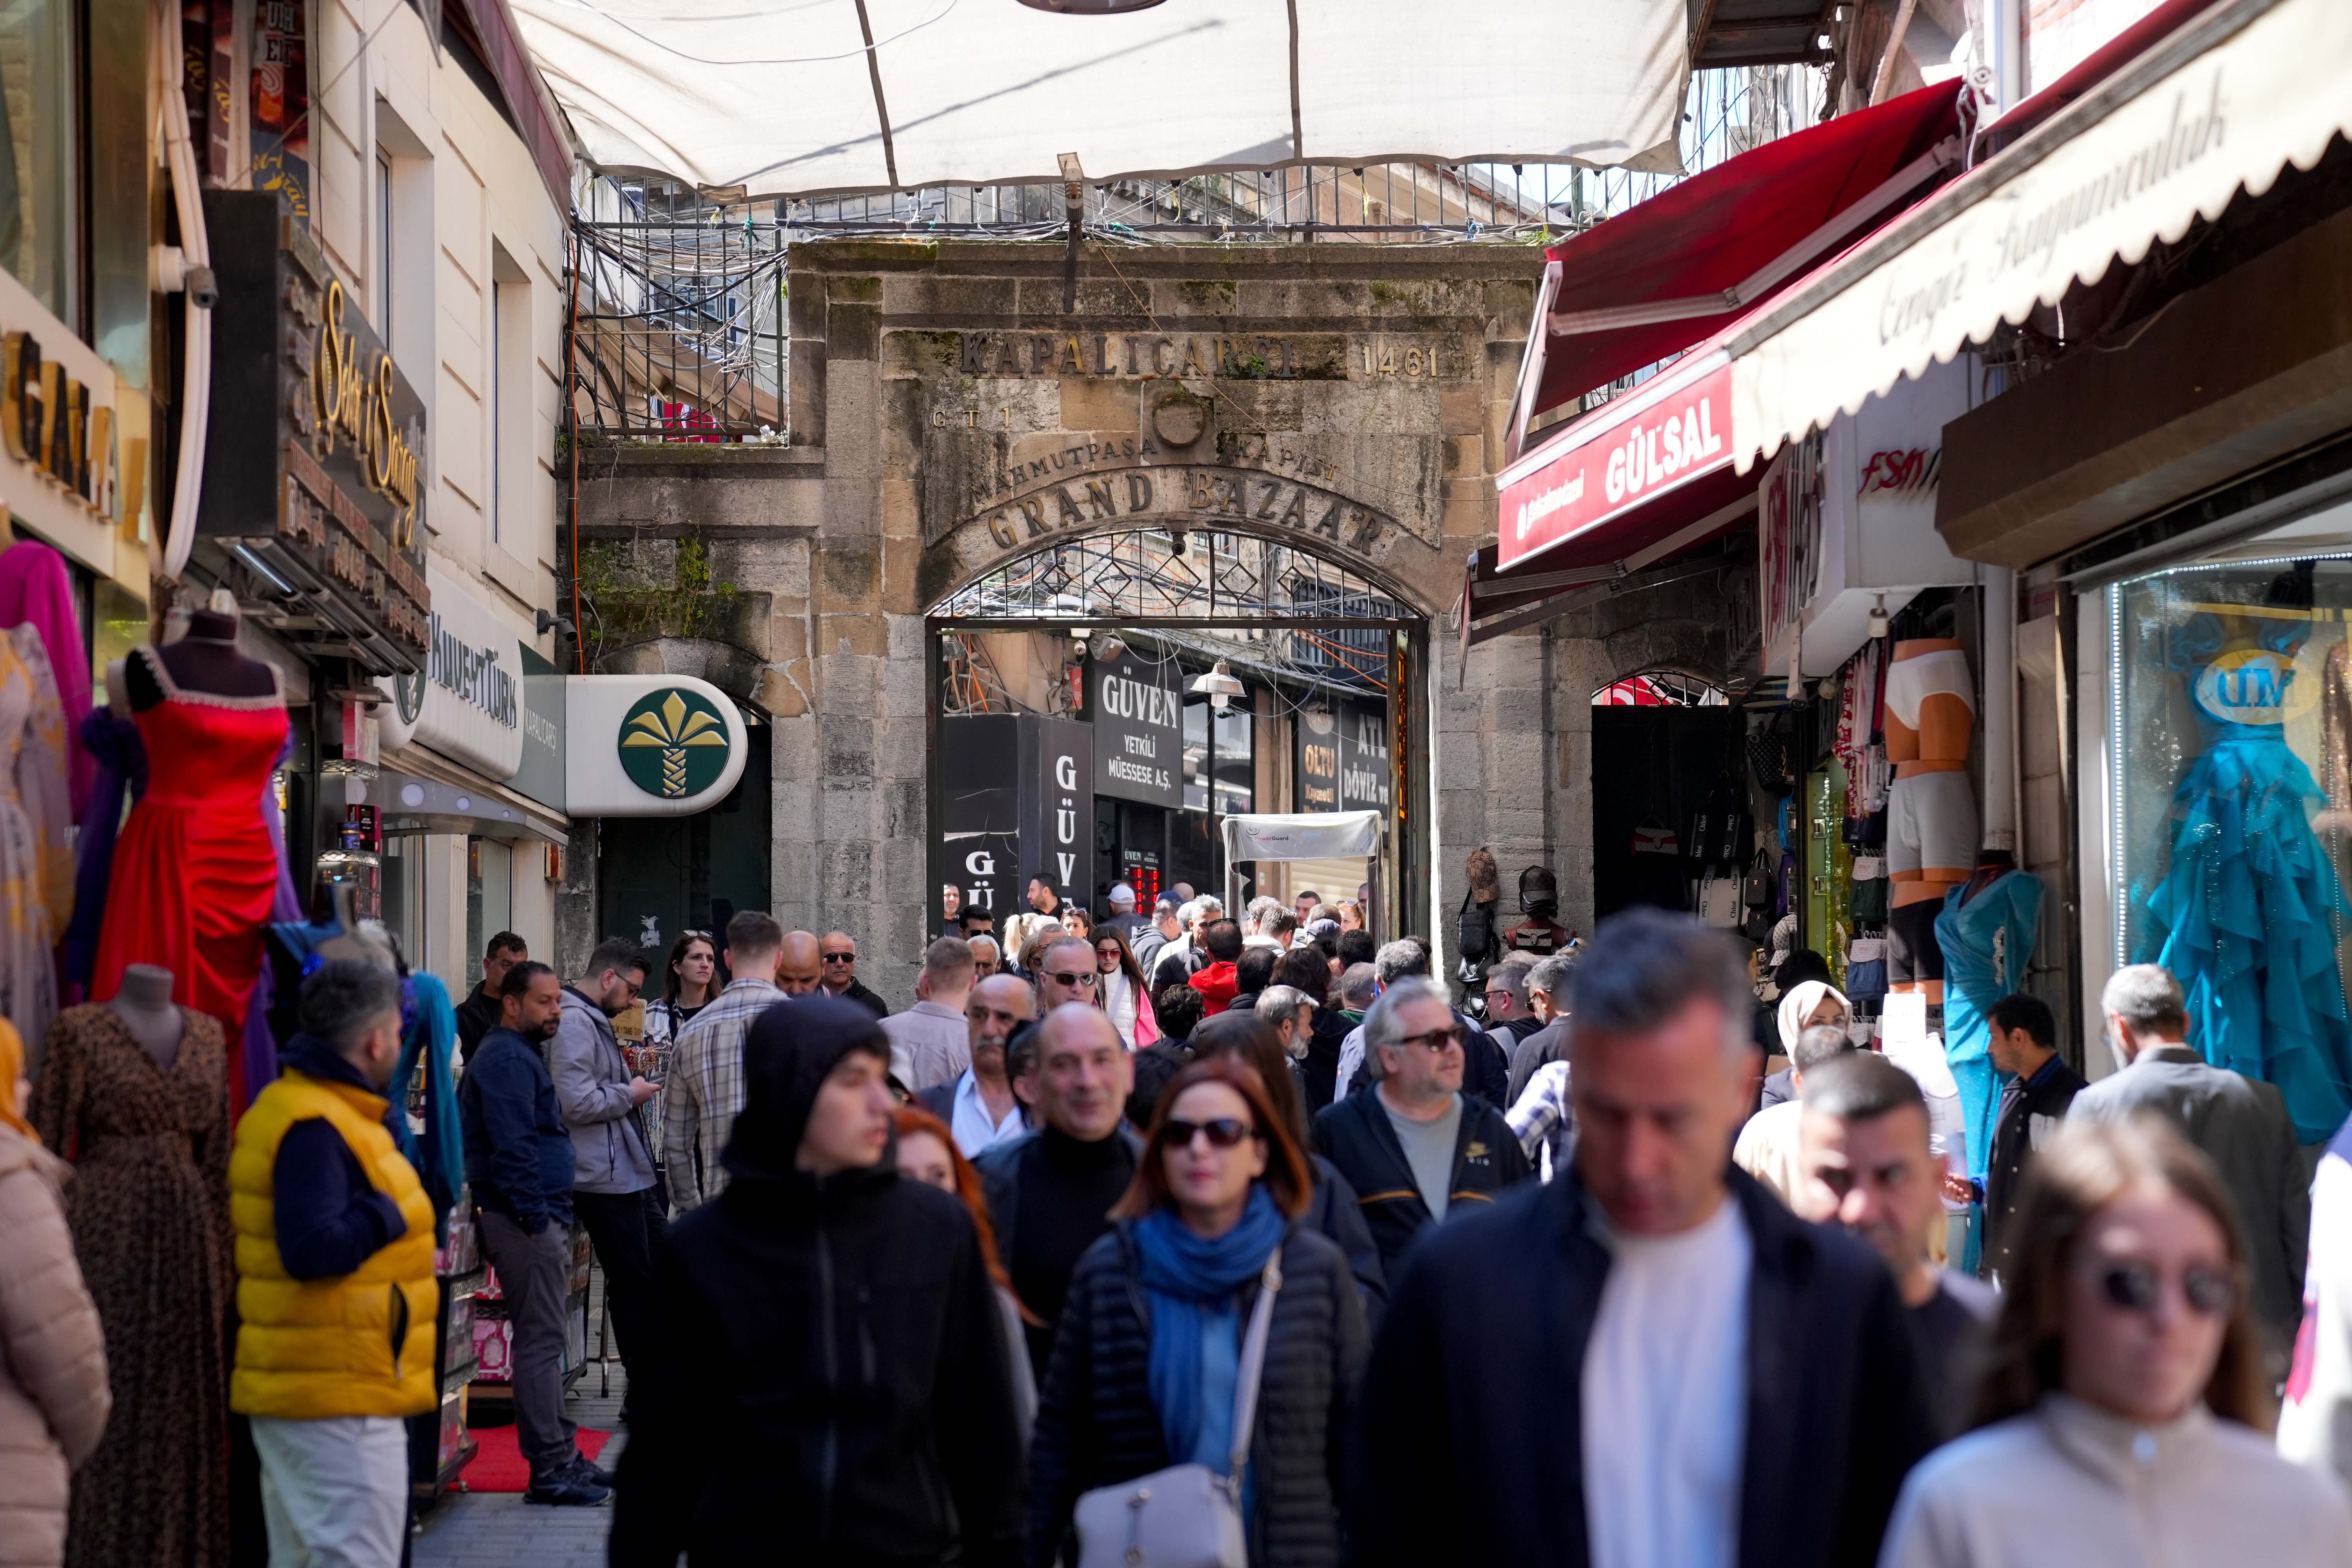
xmin=6 ymin=891 xmax=2352 ymax=1566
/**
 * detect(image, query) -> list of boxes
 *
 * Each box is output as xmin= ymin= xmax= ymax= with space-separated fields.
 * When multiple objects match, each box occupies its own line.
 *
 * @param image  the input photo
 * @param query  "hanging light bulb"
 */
xmin=1188 ymin=659 xmax=1245 ymax=713
xmin=1867 ymin=593 xmax=1891 ymax=641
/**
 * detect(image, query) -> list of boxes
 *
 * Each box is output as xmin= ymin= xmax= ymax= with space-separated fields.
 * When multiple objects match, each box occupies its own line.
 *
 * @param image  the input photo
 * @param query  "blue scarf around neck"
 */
xmin=1133 ymin=1185 xmax=1288 ymax=1474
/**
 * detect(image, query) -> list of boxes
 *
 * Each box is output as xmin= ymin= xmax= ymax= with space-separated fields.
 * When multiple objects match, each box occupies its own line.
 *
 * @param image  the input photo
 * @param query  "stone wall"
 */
xmin=576 ymin=240 xmax=1750 ymax=1005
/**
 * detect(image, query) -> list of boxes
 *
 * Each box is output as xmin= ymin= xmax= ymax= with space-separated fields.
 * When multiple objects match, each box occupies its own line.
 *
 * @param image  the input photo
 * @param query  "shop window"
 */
xmin=89 ymin=579 xmax=144 ymax=698
xmin=381 ymin=836 xmax=423 ymax=968
xmin=1181 ymin=693 xmax=1254 ymax=816
xmin=0 ymin=0 xmax=78 ymax=321
xmin=465 ymin=837 xmax=512 ymax=988
xmin=2111 ymin=559 xmax=2352 ymax=1141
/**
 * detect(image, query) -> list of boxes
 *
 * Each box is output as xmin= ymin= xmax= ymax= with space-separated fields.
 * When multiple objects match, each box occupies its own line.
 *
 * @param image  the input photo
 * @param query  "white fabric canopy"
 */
xmin=507 ymin=0 xmax=1688 ymax=197
xmin=1222 ymin=810 xmax=1381 ymax=862
xmin=1728 ymin=0 xmax=2352 ymax=472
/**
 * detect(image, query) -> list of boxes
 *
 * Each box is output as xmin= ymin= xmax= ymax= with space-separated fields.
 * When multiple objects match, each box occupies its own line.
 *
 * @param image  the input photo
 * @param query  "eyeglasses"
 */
xmin=2096 ymin=1260 xmax=2238 ymax=1317
xmin=1047 ymin=970 xmax=1099 ymax=989
xmin=822 ymin=953 xmax=857 ymax=964
xmin=1387 ymin=1025 xmax=1464 ymax=1053
xmin=1162 ymin=1117 xmax=1262 ymax=1150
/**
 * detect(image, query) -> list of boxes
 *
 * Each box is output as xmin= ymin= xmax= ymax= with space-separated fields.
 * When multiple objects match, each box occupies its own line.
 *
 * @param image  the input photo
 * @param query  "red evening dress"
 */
xmin=91 ymin=646 xmax=288 ymax=1105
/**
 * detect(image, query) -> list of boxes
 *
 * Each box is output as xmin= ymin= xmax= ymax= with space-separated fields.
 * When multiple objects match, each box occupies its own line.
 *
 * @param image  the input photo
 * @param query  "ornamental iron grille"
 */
xmin=932 ymin=528 xmax=1410 ymax=627
xmin=933 ymin=529 xmax=1412 ymax=715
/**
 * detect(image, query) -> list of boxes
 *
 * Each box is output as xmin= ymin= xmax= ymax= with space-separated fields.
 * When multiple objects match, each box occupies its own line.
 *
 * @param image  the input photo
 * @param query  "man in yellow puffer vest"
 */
xmin=229 ymin=960 xmax=436 ymax=1568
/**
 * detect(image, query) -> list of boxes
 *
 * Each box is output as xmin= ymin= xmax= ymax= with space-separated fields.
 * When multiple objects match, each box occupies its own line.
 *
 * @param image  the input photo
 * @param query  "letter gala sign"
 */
xmin=1495 ymin=362 xmax=1733 ymax=571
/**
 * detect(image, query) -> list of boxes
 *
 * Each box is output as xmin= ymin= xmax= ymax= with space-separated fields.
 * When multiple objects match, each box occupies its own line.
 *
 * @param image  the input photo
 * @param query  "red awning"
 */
xmin=1516 ymin=83 xmax=1965 ymax=431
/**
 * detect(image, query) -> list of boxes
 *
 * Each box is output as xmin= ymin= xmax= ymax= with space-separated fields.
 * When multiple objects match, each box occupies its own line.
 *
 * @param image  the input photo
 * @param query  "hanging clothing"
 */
xmin=31 ymin=1003 xmax=233 ymax=1568
xmin=0 ymin=540 xmax=92 ymax=818
xmin=2138 ymin=611 xmax=2352 ymax=1140
xmin=399 ymin=973 xmax=466 ymax=1243
xmin=0 ymin=625 xmax=72 ymax=1073
xmin=235 ymin=735 xmax=307 ymax=1109
xmin=1934 ymin=871 xmax=2041 ymax=1181
xmin=91 ymin=648 xmax=289 ymax=1110
xmin=60 ymin=711 xmax=145 ymax=995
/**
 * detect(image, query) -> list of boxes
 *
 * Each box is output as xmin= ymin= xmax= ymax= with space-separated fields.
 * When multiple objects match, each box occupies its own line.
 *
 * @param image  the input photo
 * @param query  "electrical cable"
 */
xmin=154 ymin=0 xmax=212 ymax=584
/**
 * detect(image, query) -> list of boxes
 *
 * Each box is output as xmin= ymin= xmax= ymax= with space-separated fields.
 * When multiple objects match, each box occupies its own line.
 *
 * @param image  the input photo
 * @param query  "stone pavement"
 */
xmin=410 ymin=1271 xmax=632 ymax=1567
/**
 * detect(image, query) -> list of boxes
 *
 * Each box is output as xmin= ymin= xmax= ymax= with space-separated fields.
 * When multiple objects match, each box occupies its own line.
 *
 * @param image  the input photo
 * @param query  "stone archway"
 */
xmin=924 ymin=518 xmax=1432 ymax=944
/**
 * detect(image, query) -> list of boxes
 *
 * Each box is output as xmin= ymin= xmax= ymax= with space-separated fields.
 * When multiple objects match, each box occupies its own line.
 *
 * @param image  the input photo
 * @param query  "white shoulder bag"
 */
xmin=1072 ymin=1250 xmax=1284 ymax=1568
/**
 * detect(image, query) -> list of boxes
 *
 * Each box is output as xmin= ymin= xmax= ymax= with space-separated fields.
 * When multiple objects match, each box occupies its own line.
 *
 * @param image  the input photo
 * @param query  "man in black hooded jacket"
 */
xmin=610 ymin=995 xmax=1024 ymax=1567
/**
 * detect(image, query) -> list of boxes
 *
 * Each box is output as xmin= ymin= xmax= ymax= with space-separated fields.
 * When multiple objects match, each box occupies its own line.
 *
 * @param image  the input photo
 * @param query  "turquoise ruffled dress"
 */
xmin=2134 ymin=614 xmax=2352 ymax=1142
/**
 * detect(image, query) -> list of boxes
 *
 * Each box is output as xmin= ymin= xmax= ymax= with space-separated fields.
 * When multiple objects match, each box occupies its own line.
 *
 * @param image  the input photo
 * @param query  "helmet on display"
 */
xmin=1519 ymin=865 xmax=1559 ymax=920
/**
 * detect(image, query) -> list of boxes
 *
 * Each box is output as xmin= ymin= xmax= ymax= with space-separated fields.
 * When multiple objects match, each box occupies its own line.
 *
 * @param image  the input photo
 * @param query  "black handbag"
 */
xmin=1747 ymin=712 xmax=1794 ymax=796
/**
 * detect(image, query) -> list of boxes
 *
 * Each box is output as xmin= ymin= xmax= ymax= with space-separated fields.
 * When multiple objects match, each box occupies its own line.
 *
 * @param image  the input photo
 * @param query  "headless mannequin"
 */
xmin=117 ymin=608 xmax=279 ymax=710
xmin=110 ymin=963 xmax=187 ymax=1069
xmin=1960 ymin=848 xmax=2016 ymax=907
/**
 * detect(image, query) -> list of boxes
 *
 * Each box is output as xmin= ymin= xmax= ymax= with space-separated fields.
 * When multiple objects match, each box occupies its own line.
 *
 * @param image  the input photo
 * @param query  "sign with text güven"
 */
xmin=1496 ymin=361 xmax=1734 ymax=572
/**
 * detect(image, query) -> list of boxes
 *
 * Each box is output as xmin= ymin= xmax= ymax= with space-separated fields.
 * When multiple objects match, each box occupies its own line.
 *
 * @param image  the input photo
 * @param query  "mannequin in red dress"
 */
xmin=92 ymin=609 xmax=288 ymax=1107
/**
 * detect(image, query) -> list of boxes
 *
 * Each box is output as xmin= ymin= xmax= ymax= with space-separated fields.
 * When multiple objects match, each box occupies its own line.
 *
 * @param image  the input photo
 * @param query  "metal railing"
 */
xmin=564 ymin=65 xmax=1824 ymax=444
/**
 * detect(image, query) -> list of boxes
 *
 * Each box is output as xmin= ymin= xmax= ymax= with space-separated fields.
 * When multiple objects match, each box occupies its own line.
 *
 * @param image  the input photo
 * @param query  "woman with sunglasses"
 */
xmin=1027 ymin=1057 xmax=1368 ymax=1568
xmin=1880 ymin=1117 xmax=2351 ymax=1566
xmin=1093 ymin=927 xmax=1157 ymax=1049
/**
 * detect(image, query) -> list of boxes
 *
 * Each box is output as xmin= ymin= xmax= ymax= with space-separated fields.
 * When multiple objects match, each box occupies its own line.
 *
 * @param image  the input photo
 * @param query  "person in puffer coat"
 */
xmin=0 ymin=1020 xmax=110 ymax=1568
xmin=1027 ymin=1056 xmax=1368 ymax=1568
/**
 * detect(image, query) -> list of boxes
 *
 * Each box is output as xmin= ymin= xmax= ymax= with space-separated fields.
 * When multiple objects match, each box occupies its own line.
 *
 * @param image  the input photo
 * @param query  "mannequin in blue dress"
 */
xmin=2134 ymin=561 xmax=2352 ymax=1141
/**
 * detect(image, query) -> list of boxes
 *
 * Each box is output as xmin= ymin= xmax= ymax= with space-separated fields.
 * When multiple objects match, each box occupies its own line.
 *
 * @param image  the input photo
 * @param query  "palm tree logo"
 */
xmin=619 ymin=689 xmax=729 ymax=799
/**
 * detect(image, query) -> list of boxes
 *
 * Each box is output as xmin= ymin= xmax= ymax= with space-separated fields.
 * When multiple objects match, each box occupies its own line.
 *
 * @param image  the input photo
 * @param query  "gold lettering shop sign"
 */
xmin=289 ymin=278 xmax=421 ymax=547
xmin=0 ymin=332 xmax=118 ymax=521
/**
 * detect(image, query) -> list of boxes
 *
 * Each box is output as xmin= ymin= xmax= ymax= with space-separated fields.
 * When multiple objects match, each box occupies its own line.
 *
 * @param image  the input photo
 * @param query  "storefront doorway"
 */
xmin=1589 ymin=675 xmax=1739 ymax=920
xmin=929 ymin=526 xmax=1426 ymax=943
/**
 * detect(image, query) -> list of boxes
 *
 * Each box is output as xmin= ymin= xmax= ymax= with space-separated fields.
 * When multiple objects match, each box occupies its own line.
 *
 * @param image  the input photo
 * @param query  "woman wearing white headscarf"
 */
xmin=1762 ymin=980 xmax=1851 ymax=1109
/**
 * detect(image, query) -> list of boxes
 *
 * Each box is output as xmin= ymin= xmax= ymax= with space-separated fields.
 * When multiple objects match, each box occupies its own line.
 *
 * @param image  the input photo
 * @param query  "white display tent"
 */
xmin=1220 ymin=811 xmax=1383 ymax=931
xmin=505 ymin=0 xmax=1688 ymax=198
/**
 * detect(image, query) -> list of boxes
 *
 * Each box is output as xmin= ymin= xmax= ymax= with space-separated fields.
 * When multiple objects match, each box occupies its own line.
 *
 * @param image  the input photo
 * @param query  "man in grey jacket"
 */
xmin=552 ymin=937 xmax=658 ymax=1376
xmin=2071 ymin=964 xmax=2310 ymax=1366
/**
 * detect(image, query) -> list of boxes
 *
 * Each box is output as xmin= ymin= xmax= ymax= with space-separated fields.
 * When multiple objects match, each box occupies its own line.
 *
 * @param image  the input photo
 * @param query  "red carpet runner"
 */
xmin=457 ymin=1425 xmax=612 ymax=1493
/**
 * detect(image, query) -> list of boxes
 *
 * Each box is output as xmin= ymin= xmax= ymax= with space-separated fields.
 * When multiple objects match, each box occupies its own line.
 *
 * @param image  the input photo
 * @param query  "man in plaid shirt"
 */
xmin=664 ymin=911 xmax=788 ymax=1212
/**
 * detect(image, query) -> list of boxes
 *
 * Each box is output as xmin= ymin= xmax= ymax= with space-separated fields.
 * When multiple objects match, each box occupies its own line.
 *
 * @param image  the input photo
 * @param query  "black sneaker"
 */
xmin=524 ymin=1467 xmax=612 ymax=1506
xmin=564 ymin=1452 xmax=617 ymax=1489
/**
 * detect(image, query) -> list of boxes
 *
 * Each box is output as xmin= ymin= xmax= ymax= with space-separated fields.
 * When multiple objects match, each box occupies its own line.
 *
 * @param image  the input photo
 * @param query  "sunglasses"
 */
xmin=1161 ymin=1117 xmax=1263 ymax=1150
xmin=822 ymin=953 xmax=857 ymax=964
xmin=1388 ymin=1025 xmax=1464 ymax=1053
xmin=2096 ymin=1260 xmax=2238 ymax=1317
xmin=1047 ymin=970 xmax=1099 ymax=988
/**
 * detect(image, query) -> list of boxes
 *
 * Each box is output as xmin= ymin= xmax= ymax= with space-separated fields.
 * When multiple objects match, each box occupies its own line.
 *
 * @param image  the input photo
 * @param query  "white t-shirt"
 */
xmin=1582 ymin=1197 xmax=1753 ymax=1568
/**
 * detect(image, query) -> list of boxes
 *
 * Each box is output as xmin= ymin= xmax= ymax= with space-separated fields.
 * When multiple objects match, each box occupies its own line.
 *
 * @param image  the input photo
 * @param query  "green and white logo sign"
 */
xmin=619 ymin=688 xmax=731 ymax=799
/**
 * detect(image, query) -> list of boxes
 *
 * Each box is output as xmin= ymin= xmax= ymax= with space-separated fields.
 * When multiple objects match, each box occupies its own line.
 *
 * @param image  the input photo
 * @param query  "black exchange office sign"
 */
xmin=1092 ymin=657 xmax=1181 ymax=809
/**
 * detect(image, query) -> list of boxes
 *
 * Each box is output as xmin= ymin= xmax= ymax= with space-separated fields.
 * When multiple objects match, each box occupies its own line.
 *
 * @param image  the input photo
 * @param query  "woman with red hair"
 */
xmin=891 ymin=1104 xmax=1036 ymax=1438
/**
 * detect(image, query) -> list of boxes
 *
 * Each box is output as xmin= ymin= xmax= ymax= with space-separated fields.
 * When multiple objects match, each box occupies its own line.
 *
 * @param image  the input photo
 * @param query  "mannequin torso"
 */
xmin=109 ymin=963 xmax=187 ymax=1069
xmin=119 ymin=610 xmax=279 ymax=710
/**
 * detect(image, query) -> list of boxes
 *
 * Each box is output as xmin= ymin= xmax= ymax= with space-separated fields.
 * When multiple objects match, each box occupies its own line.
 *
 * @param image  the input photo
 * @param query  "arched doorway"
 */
xmin=926 ymin=523 xmax=1430 ymax=946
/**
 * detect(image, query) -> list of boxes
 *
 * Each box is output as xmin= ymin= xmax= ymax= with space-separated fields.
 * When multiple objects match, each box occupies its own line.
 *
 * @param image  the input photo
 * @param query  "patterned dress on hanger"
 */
xmin=0 ymin=621 xmax=73 ymax=1069
xmin=32 ymin=1004 xmax=232 ymax=1568
xmin=91 ymin=647 xmax=289 ymax=1108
